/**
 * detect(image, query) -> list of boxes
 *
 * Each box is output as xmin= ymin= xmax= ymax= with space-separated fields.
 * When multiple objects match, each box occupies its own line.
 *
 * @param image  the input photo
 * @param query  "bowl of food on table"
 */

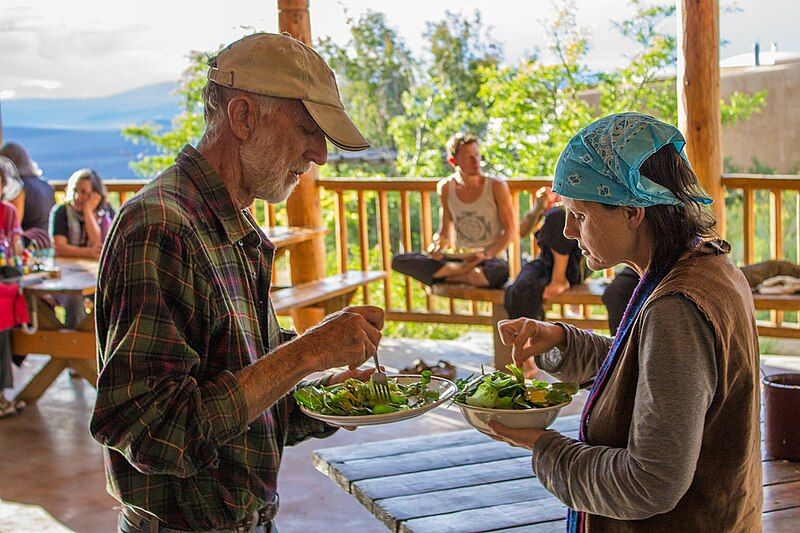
xmin=453 ymin=364 xmax=578 ymax=435
xmin=294 ymin=370 xmax=456 ymax=427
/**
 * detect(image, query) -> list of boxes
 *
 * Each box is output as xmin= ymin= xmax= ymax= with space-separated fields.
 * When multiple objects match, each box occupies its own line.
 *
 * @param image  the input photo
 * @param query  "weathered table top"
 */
xmin=313 ymin=414 xmax=800 ymax=533
xmin=23 ymin=258 xmax=99 ymax=297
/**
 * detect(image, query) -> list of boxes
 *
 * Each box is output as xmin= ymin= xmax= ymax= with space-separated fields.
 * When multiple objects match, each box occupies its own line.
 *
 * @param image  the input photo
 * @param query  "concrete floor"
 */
xmin=0 ymin=333 xmax=533 ymax=532
xmin=1 ymin=333 xmax=796 ymax=532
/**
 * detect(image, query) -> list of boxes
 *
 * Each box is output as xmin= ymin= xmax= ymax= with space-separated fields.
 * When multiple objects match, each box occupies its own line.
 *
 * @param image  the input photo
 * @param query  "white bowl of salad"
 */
xmin=453 ymin=364 xmax=578 ymax=435
xmin=294 ymin=371 xmax=456 ymax=427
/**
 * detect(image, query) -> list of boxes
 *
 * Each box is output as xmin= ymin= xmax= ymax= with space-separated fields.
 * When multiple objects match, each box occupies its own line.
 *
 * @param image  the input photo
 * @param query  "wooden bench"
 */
xmin=752 ymin=294 xmax=800 ymax=339
xmin=272 ymin=270 xmax=387 ymax=318
xmin=433 ymin=281 xmax=800 ymax=367
xmin=431 ymin=283 xmax=607 ymax=369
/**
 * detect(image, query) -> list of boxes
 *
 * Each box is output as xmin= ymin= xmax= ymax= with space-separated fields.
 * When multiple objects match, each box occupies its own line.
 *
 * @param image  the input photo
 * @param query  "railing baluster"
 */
xmin=400 ymin=191 xmax=413 ymax=311
xmin=770 ymin=189 xmax=784 ymax=326
xmin=378 ymin=191 xmax=392 ymax=311
xmin=529 ymin=192 xmax=539 ymax=259
xmin=770 ymin=189 xmax=783 ymax=260
xmin=421 ymin=192 xmax=435 ymax=312
xmin=796 ymin=192 xmax=800 ymax=265
xmin=743 ymin=188 xmax=755 ymax=265
xmin=357 ymin=191 xmax=370 ymax=305
xmin=268 ymin=204 xmax=276 ymax=227
xmin=511 ymin=192 xmax=521 ymax=278
xmin=336 ymin=191 xmax=348 ymax=274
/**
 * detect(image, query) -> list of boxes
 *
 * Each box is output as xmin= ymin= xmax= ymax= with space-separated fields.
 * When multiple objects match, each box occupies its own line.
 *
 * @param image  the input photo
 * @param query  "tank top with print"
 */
xmin=446 ymin=175 xmax=506 ymax=257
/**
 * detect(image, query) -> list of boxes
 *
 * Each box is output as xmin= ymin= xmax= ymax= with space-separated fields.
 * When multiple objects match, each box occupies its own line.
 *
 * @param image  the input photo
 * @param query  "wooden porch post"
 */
xmin=278 ymin=0 xmax=327 ymax=331
xmin=676 ymin=0 xmax=726 ymax=236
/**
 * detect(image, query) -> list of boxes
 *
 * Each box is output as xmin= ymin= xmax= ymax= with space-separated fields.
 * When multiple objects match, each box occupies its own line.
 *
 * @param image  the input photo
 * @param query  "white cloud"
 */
xmin=0 ymin=90 xmax=16 ymax=99
xmin=20 ymin=79 xmax=63 ymax=90
xmin=1 ymin=0 xmax=798 ymax=99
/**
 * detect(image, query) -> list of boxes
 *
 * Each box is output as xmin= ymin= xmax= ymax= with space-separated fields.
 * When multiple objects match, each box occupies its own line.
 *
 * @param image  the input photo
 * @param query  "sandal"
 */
xmin=400 ymin=359 xmax=457 ymax=381
xmin=0 ymin=397 xmax=25 ymax=418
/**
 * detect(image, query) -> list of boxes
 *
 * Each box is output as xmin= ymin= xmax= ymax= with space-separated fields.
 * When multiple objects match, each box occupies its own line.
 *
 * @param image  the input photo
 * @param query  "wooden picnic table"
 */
xmin=11 ymin=258 xmax=100 ymax=403
xmin=8 ymin=228 xmax=324 ymax=403
xmin=313 ymin=414 xmax=800 ymax=532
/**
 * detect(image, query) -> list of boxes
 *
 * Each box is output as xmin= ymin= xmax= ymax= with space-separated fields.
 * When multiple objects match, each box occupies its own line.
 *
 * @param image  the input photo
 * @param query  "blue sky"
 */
xmin=1 ymin=0 xmax=798 ymax=100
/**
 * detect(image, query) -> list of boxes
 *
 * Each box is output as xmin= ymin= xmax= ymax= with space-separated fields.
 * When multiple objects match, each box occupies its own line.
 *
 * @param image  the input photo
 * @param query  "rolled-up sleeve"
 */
xmin=532 ymin=295 xmax=717 ymax=520
xmin=90 ymin=224 xmax=249 ymax=478
xmin=279 ymin=376 xmax=339 ymax=446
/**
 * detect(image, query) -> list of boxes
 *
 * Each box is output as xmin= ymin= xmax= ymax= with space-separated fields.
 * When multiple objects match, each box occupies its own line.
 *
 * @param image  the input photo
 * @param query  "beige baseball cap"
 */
xmin=208 ymin=32 xmax=369 ymax=151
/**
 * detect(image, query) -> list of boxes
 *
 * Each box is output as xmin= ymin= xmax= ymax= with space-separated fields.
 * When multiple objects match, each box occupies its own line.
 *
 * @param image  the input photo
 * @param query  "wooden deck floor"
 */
xmin=0 ymin=333 xmax=798 ymax=532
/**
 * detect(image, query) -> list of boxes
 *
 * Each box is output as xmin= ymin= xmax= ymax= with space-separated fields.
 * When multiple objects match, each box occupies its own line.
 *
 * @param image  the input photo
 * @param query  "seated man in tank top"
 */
xmin=392 ymin=132 xmax=515 ymax=289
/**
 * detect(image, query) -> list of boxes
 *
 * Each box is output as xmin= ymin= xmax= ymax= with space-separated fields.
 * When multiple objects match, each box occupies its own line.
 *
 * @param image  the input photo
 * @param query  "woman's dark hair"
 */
xmin=636 ymin=145 xmax=717 ymax=270
xmin=66 ymin=168 xmax=109 ymax=212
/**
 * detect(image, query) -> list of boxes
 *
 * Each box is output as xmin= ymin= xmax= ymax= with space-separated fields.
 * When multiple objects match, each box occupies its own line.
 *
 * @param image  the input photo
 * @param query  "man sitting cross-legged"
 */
xmin=392 ymin=132 xmax=515 ymax=289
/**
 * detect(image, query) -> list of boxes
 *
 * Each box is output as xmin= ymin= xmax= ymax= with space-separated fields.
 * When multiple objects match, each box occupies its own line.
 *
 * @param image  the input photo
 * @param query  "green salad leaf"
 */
xmin=294 ymin=370 xmax=441 ymax=416
xmin=454 ymin=364 xmax=579 ymax=410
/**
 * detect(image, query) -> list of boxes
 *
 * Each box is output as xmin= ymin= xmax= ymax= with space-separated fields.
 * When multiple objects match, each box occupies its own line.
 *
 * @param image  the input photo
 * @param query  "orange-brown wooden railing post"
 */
xmin=278 ymin=0 xmax=326 ymax=331
xmin=677 ymin=0 xmax=725 ymax=236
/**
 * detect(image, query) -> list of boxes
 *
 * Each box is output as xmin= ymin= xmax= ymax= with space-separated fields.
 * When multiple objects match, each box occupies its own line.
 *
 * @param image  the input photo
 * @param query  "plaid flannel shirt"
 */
xmin=90 ymin=145 xmax=336 ymax=530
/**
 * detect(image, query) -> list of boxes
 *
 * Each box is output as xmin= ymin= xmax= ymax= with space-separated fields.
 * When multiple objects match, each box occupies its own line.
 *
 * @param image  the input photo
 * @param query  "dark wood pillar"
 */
xmin=277 ymin=0 xmax=328 ymax=331
xmin=677 ymin=0 xmax=726 ymax=235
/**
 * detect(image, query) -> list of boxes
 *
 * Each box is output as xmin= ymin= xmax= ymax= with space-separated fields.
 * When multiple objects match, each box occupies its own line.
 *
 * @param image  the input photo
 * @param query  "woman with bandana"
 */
xmin=490 ymin=113 xmax=762 ymax=531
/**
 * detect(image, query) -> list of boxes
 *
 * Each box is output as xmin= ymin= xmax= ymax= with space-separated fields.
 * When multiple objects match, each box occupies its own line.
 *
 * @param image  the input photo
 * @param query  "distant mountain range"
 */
xmin=0 ymin=82 xmax=182 ymax=180
xmin=2 ymin=82 xmax=181 ymax=130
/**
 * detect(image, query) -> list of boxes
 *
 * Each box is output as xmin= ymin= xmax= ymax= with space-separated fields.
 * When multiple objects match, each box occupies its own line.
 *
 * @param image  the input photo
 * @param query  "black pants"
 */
xmin=602 ymin=267 xmax=639 ymax=335
xmin=391 ymin=252 xmax=509 ymax=289
xmin=503 ymin=259 xmax=553 ymax=320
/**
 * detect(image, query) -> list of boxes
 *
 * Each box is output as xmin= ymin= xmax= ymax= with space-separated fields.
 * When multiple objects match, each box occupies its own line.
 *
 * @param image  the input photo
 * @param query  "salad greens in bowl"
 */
xmin=454 ymin=364 xmax=579 ymax=434
xmin=294 ymin=370 xmax=456 ymax=427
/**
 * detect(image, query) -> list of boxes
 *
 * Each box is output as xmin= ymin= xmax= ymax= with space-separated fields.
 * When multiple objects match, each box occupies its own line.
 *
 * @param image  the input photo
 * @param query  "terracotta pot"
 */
xmin=762 ymin=373 xmax=800 ymax=461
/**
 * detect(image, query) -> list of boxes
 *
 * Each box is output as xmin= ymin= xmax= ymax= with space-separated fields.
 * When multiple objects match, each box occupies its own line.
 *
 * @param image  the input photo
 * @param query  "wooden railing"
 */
xmin=51 ymin=178 xmax=149 ymax=206
xmin=50 ymin=173 xmax=800 ymax=333
xmin=722 ymin=173 xmax=800 ymax=334
xmin=317 ymin=177 xmax=588 ymax=327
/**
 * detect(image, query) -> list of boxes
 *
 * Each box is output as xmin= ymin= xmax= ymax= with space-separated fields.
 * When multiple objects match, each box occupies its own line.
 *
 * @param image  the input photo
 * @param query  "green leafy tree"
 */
xmin=316 ymin=10 xmax=416 ymax=158
xmin=476 ymin=0 xmax=767 ymax=179
xmin=390 ymin=10 xmax=503 ymax=177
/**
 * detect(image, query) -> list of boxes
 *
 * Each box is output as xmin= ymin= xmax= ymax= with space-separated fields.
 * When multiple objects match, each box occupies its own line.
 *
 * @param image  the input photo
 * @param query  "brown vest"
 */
xmin=587 ymin=241 xmax=763 ymax=532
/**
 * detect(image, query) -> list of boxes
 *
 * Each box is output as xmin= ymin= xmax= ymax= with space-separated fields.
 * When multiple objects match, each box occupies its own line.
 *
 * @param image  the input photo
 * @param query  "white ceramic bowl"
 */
xmin=299 ymin=374 xmax=456 ymax=427
xmin=455 ymin=399 xmax=572 ymax=435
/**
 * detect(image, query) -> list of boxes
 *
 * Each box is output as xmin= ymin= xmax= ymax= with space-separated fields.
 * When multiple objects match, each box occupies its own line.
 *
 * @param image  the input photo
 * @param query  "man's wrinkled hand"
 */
xmin=300 ymin=306 xmax=384 ymax=372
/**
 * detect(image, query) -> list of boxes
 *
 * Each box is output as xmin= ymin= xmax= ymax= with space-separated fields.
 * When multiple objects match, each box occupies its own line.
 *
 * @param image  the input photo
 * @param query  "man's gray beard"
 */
xmin=240 ymin=146 xmax=297 ymax=204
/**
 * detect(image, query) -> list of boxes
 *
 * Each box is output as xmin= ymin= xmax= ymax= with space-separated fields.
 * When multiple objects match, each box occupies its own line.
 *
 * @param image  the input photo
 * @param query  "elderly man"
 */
xmin=90 ymin=33 xmax=382 ymax=533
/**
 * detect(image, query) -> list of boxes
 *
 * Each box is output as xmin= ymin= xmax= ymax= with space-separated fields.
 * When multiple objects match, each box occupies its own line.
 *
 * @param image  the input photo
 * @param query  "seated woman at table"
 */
xmin=50 ymin=168 xmax=114 ymax=260
xmin=492 ymin=113 xmax=762 ymax=531
xmin=44 ymin=169 xmax=114 ymax=330
xmin=0 ymin=157 xmax=25 ymax=417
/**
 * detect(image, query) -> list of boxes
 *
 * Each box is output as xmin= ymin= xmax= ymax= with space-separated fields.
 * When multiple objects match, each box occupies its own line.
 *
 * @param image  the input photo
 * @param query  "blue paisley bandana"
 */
xmin=552 ymin=112 xmax=713 ymax=207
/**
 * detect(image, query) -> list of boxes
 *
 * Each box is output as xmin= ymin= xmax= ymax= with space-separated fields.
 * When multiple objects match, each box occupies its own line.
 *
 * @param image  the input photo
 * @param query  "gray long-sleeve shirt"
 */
xmin=532 ymin=294 xmax=718 ymax=520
